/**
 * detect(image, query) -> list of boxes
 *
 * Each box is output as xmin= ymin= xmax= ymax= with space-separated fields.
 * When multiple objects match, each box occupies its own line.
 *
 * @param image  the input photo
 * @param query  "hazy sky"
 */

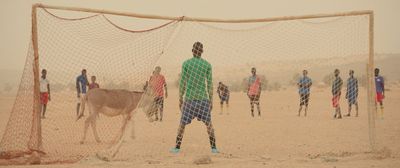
xmin=1 ymin=0 xmax=399 ymax=70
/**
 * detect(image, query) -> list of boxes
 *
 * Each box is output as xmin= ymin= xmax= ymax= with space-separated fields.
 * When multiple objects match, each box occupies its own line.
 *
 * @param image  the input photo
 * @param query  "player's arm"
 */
xmin=85 ymin=77 xmax=89 ymax=86
xmin=47 ymin=81 xmax=51 ymax=101
xmin=179 ymin=64 xmax=187 ymax=107
xmin=247 ymin=78 xmax=251 ymax=95
xmin=76 ymin=77 xmax=81 ymax=97
xmin=355 ymin=79 xmax=359 ymax=98
xmin=339 ymin=78 xmax=344 ymax=93
xmin=206 ymin=65 xmax=213 ymax=101
xmin=206 ymin=65 xmax=213 ymax=111
xmin=382 ymin=77 xmax=385 ymax=96
xmin=345 ymin=79 xmax=349 ymax=99
xmin=332 ymin=80 xmax=338 ymax=96
xmin=297 ymin=81 xmax=300 ymax=87
xmin=258 ymin=77 xmax=262 ymax=96
xmin=164 ymin=78 xmax=168 ymax=98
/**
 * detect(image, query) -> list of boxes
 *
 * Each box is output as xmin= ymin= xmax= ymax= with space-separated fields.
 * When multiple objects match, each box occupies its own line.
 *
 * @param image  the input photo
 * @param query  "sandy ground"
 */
xmin=0 ymin=86 xmax=399 ymax=168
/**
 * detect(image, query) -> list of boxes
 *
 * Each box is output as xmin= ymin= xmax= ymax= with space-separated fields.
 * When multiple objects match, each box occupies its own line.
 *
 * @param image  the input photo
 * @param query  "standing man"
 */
xmin=217 ymin=82 xmax=230 ymax=115
xmin=149 ymin=66 xmax=168 ymax=121
xmin=332 ymin=69 xmax=343 ymax=119
xmin=76 ymin=69 xmax=89 ymax=120
xmin=297 ymin=70 xmax=312 ymax=117
xmin=40 ymin=69 xmax=51 ymax=119
xmin=345 ymin=70 xmax=359 ymax=117
xmin=170 ymin=42 xmax=218 ymax=154
xmin=375 ymin=68 xmax=385 ymax=119
xmin=247 ymin=67 xmax=262 ymax=117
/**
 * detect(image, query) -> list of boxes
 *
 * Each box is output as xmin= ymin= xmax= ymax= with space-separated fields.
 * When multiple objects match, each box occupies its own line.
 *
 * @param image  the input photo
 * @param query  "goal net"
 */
xmin=0 ymin=4 xmax=376 ymax=165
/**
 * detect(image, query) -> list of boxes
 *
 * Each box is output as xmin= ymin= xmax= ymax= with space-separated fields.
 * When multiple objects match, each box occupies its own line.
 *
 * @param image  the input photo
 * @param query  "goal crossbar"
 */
xmin=35 ymin=3 xmax=373 ymax=23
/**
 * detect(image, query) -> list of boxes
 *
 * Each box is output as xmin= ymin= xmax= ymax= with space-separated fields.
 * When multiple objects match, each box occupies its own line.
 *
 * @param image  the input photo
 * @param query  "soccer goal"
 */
xmin=0 ymin=3 xmax=376 ymax=164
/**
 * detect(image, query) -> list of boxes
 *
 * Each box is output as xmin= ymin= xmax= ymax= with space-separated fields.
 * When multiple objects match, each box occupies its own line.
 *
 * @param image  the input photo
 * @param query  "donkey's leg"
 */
xmin=130 ymin=116 xmax=135 ymax=140
xmin=90 ymin=115 xmax=101 ymax=143
xmin=87 ymin=103 xmax=101 ymax=143
xmin=80 ymin=103 xmax=97 ymax=144
xmin=110 ymin=114 xmax=129 ymax=143
xmin=80 ymin=115 xmax=92 ymax=144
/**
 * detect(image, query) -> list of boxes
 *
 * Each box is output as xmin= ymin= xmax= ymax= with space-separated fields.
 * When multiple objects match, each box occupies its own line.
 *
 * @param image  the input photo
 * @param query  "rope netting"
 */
xmin=0 ymin=7 xmax=374 ymax=164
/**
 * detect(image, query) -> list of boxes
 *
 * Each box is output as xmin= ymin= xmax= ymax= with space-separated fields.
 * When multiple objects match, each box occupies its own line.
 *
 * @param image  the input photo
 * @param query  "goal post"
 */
xmin=0 ymin=3 xmax=375 ymax=164
xmin=33 ymin=2 xmax=377 ymax=152
xmin=30 ymin=3 xmax=43 ymax=155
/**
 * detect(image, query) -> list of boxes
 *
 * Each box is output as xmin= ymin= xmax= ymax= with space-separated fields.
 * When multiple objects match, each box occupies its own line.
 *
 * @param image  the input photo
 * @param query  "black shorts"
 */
xmin=154 ymin=97 xmax=164 ymax=109
xmin=249 ymin=95 xmax=260 ymax=102
xmin=180 ymin=100 xmax=211 ymax=125
xmin=219 ymin=94 xmax=229 ymax=104
xmin=300 ymin=94 xmax=310 ymax=106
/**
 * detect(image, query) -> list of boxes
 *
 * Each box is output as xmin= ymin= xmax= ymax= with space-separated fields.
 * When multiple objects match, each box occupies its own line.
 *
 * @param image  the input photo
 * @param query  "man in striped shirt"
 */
xmin=345 ymin=70 xmax=358 ymax=117
xmin=297 ymin=70 xmax=312 ymax=117
xmin=217 ymin=82 xmax=230 ymax=115
xmin=332 ymin=69 xmax=343 ymax=119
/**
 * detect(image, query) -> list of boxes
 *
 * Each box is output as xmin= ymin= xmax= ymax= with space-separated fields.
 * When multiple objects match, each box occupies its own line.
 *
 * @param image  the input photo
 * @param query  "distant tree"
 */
xmin=359 ymin=75 xmax=367 ymax=87
xmin=289 ymin=73 xmax=301 ymax=86
xmin=258 ymin=74 xmax=268 ymax=91
xmin=105 ymin=81 xmax=117 ymax=89
xmin=241 ymin=78 xmax=248 ymax=92
xmin=322 ymin=73 xmax=334 ymax=85
xmin=67 ymin=82 xmax=76 ymax=91
xmin=3 ymin=83 xmax=13 ymax=93
xmin=229 ymin=81 xmax=243 ymax=92
xmin=268 ymin=82 xmax=282 ymax=91
xmin=51 ymin=83 xmax=65 ymax=92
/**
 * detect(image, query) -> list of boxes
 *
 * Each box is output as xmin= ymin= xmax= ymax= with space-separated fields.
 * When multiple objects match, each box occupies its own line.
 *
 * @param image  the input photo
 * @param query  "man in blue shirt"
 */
xmin=375 ymin=68 xmax=385 ymax=119
xmin=76 ymin=69 xmax=89 ymax=120
xmin=345 ymin=70 xmax=358 ymax=117
xmin=297 ymin=70 xmax=312 ymax=117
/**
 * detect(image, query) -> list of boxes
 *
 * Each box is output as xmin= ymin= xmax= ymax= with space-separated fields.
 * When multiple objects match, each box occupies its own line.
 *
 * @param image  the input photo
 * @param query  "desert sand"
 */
xmin=0 ymin=85 xmax=399 ymax=168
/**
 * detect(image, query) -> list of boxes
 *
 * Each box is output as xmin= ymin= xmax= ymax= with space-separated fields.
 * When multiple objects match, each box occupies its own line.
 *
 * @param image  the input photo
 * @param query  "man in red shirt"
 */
xmin=149 ymin=66 xmax=168 ymax=121
xmin=247 ymin=67 xmax=262 ymax=117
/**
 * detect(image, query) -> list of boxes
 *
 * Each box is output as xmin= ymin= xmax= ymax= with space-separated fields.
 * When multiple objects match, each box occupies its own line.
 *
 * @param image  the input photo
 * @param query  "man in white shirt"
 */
xmin=40 ymin=69 xmax=51 ymax=119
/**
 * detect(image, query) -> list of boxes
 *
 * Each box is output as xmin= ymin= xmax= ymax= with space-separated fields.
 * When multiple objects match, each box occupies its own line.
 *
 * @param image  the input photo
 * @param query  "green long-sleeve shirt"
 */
xmin=179 ymin=57 xmax=213 ymax=101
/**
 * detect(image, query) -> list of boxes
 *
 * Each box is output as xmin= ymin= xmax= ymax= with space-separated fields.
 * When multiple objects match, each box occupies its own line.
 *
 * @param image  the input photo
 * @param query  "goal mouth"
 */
xmin=0 ymin=3 xmax=376 ymax=165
